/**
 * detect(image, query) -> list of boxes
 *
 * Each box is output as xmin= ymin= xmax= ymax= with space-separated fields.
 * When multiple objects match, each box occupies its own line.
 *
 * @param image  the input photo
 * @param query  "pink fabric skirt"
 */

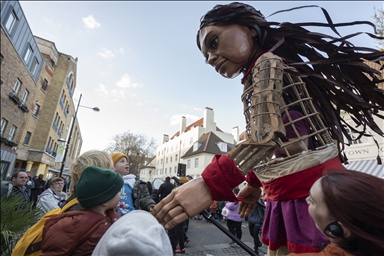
xmin=261 ymin=197 xmax=329 ymax=253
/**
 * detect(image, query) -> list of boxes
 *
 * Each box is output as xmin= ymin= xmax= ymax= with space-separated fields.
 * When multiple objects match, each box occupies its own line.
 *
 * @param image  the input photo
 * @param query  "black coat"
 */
xmin=157 ymin=182 xmax=174 ymax=201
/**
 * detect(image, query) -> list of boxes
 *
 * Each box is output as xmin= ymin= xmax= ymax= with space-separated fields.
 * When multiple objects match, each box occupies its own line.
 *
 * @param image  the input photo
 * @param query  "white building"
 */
xmin=341 ymin=110 xmax=384 ymax=178
xmin=140 ymin=107 xmax=240 ymax=184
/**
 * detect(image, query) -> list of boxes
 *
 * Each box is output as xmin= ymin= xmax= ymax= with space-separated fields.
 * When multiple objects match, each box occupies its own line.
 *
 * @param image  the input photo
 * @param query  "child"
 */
xmin=111 ymin=152 xmax=155 ymax=215
xmin=93 ymin=210 xmax=172 ymax=256
xmin=40 ymin=166 xmax=123 ymax=255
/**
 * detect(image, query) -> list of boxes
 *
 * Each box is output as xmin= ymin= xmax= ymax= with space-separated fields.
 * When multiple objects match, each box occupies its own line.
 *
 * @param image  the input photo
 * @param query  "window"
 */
xmin=50 ymin=59 xmax=55 ymax=67
xmin=23 ymin=131 xmax=31 ymax=145
xmin=5 ymin=10 xmax=17 ymax=34
xmin=54 ymin=112 xmax=59 ymax=123
xmin=193 ymin=142 xmax=202 ymax=151
xmin=345 ymin=127 xmax=362 ymax=145
xmin=174 ymin=166 xmax=177 ymax=174
xmin=1 ymin=118 xmax=8 ymax=136
xmin=175 ymin=154 xmax=178 ymax=161
xmin=165 ymin=168 xmax=167 ymax=174
xmin=166 ymin=157 xmax=168 ymax=164
xmin=8 ymin=125 xmax=16 ymax=141
xmin=187 ymin=159 xmax=191 ymax=169
xmin=170 ymin=156 xmax=172 ymax=163
xmin=217 ymin=142 xmax=228 ymax=152
xmin=24 ymin=46 xmax=33 ymax=64
xmin=13 ymin=79 xmax=21 ymax=94
xmin=32 ymin=104 xmax=40 ymax=117
xmin=21 ymin=90 xmax=28 ymax=104
xmin=42 ymin=79 xmax=48 ymax=91
xmin=1 ymin=161 xmax=11 ymax=180
xmin=194 ymin=158 xmax=199 ymax=168
xmin=31 ymin=58 xmax=39 ymax=75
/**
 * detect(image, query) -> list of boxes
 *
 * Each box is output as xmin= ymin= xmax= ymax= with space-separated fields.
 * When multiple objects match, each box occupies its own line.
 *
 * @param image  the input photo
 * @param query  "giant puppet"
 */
xmin=152 ymin=2 xmax=384 ymax=255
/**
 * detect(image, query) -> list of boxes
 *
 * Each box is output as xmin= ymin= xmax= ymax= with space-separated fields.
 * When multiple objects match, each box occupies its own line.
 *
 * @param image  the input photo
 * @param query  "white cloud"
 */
xmin=95 ymin=84 xmax=109 ymax=97
xmin=119 ymin=47 xmax=125 ymax=55
xmin=194 ymin=107 xmax=202 ymax=111
xmin=99 ymin=48 xmax=115 ymax=59
xmin=82 ymin=15 xmax=101 ymax=29
xmin=137 ymin=102 xmax=143 ymax=106
xmin=116 ymin=74 xmax=142 ymax=88
xmin=170 ymin=114 xmax=199 ymax=125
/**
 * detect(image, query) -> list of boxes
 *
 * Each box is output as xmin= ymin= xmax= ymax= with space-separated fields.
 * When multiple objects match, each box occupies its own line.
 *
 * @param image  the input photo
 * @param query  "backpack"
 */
xmin=11 ymin=198 xmax=79 ymax=256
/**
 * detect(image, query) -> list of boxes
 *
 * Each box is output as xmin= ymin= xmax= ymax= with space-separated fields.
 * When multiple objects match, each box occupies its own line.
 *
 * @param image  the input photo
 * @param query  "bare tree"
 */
xmin=105 ymin=132 xmax=157 ymax=176
xmin=373 ymin=7 xmax=384 ymax=50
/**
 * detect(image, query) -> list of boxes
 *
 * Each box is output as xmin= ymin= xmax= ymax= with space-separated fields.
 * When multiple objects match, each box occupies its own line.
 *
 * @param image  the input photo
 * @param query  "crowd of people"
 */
xmin=1 ymin=1 xmax=384 ymax=256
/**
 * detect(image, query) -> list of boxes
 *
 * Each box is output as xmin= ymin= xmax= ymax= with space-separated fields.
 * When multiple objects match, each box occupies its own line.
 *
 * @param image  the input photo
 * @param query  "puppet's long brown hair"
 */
xmin=197 ymin=2 xmax=384 ymax=163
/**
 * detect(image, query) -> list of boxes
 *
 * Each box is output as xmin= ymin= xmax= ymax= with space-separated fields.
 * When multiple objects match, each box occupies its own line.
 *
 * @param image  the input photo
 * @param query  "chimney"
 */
xmin=203 ymin=107 xmax=216 ymax=132
xmin=180 ymin=116 xmax=186 ymax=135
xmin=162 ymin=134 xmax=169 ymax=144
xmin=232 ymin=126 xmax=239 ymax=143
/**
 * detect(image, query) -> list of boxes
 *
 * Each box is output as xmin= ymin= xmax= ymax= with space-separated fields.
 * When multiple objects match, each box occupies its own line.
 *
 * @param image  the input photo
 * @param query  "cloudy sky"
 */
xmin=19 ymin=1 xmax=382 ymax=154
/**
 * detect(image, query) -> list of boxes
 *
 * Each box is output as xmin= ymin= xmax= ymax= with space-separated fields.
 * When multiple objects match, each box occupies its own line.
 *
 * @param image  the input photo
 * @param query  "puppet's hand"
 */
xmin=237 ymin=184 xmax=261 ymax=218
xmin=152 ymin=177 xmax=213 ymax=229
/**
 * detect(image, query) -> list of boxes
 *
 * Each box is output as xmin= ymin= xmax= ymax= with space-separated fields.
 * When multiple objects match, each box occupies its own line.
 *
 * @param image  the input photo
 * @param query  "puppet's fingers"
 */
xmin=164 ymin=212 xmax=190 ymax=230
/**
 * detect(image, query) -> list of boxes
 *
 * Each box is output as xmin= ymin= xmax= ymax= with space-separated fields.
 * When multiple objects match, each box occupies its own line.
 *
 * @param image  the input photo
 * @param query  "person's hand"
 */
xmin=236 ymin=184 xmax=261 ymax=218
xmin=152 ymin=177 xmax=213 ymax=229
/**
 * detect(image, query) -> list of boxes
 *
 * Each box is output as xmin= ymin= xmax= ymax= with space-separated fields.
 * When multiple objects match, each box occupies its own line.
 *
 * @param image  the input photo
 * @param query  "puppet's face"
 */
xmin=198 ymin=24 xmax=258 ymax=78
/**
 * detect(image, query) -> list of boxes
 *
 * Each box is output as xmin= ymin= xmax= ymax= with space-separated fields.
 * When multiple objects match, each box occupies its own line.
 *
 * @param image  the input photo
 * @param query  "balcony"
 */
xmin=19 ymin=102 xmax=29 ymax=113
xmin=9 ymin=92 xmax=21 ymax=105
xmin=60 ymin=98 xmax=65 ymax=109
xmin=53 ymin=122 xmax=58 ymax=131
xmin=45 ymin=147 xmax=53 ymax=154
xmin=0 ymin=136 xmax=17 ymax=147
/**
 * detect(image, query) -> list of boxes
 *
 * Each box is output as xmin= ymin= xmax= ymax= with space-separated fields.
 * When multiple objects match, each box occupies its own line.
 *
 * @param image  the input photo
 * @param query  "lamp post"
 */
xmin=58 ymin=93 xmax=99 ymax=177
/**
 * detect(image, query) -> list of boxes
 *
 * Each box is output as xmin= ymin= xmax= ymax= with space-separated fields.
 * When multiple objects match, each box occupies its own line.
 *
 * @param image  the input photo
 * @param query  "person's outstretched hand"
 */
xmin=152 ymin=177 xmax=213 ymax=230
xmin=236 ymin=184 xmax=261 ymax=218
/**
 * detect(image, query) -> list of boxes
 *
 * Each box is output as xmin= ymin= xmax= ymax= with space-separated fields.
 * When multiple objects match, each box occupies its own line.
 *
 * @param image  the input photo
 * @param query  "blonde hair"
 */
xmin=70 ymin=150 xmax=114 ymax=193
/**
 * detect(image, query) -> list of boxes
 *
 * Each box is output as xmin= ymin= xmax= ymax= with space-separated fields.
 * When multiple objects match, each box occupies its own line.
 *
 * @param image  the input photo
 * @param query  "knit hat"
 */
xmin=111 ymin=152 xmax=129 ymax=166
xmin=76 ymin=166 xmax=123 ymax=209
xmin=179 ymin=176 xmax=189 ymax=185
xmin=92 ymin=210 xmax=173 ymax=256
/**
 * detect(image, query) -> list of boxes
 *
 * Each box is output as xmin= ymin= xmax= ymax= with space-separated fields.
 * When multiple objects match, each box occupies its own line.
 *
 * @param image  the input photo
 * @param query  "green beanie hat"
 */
xmin=76 ymin=166 xmax=123 ymax=209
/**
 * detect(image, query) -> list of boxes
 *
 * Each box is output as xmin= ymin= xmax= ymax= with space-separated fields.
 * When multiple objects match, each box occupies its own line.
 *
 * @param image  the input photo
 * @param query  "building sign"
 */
xmin=55 ymin=144 xmax=65 ymax=162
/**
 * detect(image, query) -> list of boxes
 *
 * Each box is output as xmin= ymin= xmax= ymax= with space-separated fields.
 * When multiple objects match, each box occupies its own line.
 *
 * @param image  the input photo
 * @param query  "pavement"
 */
xmin=176 ymin=217 xmax=268 ymax=256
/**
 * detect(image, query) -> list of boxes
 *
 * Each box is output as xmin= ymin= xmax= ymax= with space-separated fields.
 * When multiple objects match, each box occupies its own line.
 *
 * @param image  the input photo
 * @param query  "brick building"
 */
xmin=1 ymin=1 xmax=82 ymax=180
xmin=1 ymin=1 xmax=43 ymax=179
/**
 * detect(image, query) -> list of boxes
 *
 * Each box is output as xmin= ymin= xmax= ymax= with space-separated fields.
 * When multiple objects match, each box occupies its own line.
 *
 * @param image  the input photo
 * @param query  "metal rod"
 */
xmin=199 ymin=210 xmax=258 ymax=256
xmin=59 ymin=93 xmax=82 ymax=177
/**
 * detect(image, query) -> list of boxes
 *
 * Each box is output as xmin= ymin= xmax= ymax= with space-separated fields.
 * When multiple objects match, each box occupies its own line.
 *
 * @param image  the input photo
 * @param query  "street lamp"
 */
xmin=58 ymin=93 xmax=99 ymax=177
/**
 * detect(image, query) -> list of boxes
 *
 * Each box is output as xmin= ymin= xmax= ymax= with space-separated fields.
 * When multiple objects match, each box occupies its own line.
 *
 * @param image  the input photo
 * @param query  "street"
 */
xmin=178 ymin=217 xmax=268 ymax=256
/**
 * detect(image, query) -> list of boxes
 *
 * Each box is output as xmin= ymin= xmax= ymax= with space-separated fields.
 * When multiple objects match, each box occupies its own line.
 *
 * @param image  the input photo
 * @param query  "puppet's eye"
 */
xmin=210 ymin=37 xmax=218 ymax=49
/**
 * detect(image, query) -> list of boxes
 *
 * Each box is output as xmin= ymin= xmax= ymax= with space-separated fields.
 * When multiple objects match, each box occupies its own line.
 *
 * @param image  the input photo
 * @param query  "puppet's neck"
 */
xmin=241 ymin=50 xmax=269 ymax=84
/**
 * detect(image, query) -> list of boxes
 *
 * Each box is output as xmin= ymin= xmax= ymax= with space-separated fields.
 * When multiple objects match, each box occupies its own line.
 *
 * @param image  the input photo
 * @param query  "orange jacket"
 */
xmin=288 ymin=243 xmax=353 ymax=256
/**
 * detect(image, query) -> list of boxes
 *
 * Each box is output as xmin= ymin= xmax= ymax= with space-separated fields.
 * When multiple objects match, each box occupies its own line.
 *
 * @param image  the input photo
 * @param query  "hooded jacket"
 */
xmin=40 ymin=209 xmax=120 ymax=256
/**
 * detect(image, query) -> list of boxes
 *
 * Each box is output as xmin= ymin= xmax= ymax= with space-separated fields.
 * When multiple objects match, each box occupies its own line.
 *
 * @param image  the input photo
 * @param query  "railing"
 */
xmin=19 ymin=102 xmax=29 ymax=112
xmin=53 ymin=122 xmax=58 ymax=131
xmin=0 ymin=137 xmax=17 ymax=147
xmin=45 ymin=147 xmax=53 ymax=154
xmin=9 ymin=92 xmax=21 ymax=105
xmin=60 ymin=98 xmax=65 ymax=108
